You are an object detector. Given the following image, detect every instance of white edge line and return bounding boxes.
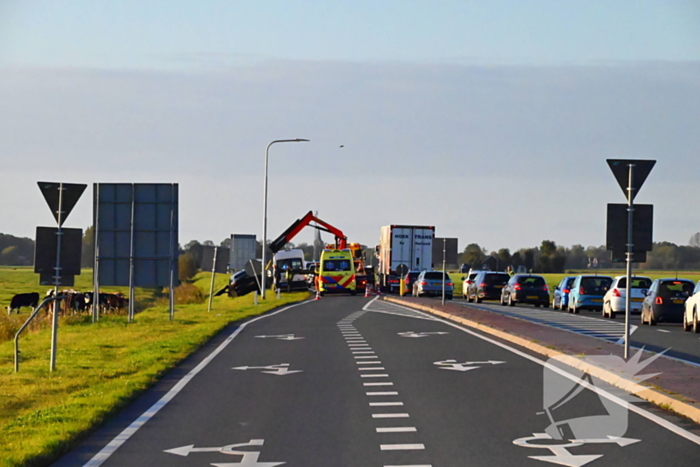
[387,301,700,446]
[82,299,314,467]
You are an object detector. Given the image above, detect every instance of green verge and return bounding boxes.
[0,268,309,467]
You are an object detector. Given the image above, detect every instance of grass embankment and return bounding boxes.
[0,267,309,467]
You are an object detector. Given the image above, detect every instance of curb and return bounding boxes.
[384,296,700,425]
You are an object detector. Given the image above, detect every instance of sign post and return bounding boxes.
[37,181,86,371]
[606,160,655,359]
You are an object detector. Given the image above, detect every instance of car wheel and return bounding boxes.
[602,303,608,318]
[572,301,579,314]
[475,295,482,303]
[508,294,515,307]
[693,310,699,334]
[683,312,691,332]
[544,302,550,308]
[447,295,453,300]
[534,303,540,308]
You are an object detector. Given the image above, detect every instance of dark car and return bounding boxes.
[401,270,422,296]
[466,271,510,303]
[552,276,576,310]
[227,270,262,297]
[501,274,550,307]
[641,278,695,325]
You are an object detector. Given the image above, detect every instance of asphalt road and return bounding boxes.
[54,296,700,467]
[450,296,700,366]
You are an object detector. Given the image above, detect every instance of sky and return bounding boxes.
[1,0,699,253]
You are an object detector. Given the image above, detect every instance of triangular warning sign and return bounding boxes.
[606,159,656,202]
[37,181,87,227]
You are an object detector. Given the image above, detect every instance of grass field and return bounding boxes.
[0,267,309,467]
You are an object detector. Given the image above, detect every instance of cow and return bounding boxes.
[7,292,40,315]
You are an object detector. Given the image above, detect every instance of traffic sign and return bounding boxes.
[396,264,408,276]
[38,182,87,227]
[34,227,83,276]
[606,159,656,202]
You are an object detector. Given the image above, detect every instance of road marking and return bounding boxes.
[359,367,386,371]
[373,413,410,418]
[658,330,671,333]
[433,359,506,372]
[370,402,404,406]
[364,382,394,386]
[398,331,449,338]
[355,355,377,359]
[367,391,399,396]
[376,427,416,433]
[232,363,302,376]
[383,465,432,467]
[82,300,312,467]
[394,302,700,446]
[361,374,389,378]
[353,351,375,354]
[254,334,304,340]
[380,444,425,450]
[348,343,369,347]
[357,361,382,365]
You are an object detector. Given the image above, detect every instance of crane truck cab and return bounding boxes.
[317,249,357,296]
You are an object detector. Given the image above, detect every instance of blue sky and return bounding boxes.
[1,1,699,252]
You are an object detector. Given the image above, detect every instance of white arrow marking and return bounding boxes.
[232,364,303,375]
[165,439,286,466]
[398,331,449,338]
[164,444,221,456]
[529,453,603,467]
[434,359,505,371]
[255,334,304,340]
[573,436,641,447]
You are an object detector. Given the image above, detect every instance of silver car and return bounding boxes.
[602,275,652,318]
[413,270,453,300]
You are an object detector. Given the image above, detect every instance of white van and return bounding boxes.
[272,249,307,292]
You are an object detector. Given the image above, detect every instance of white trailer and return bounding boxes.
[377,225,435,292]
[230,234,257,272]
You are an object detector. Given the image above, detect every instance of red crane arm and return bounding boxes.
[269,211,347,254]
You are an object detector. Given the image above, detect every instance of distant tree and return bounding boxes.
[203,240,215,247]
[461,243,486,268]
[220,237,232,249]
[178,252,198,281]
[523,248,535,272]
[690,232,700,248]
[81,226,95,268]
[511,252,522,269]
[497,248,511,268]
[565,245,587,270]
[0,233,34,266]
[184,240,204,269]
[0,246,19,265]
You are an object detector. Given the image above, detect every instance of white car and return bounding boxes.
[461,270,485,299]
[683,281,700,333]
[602,275,652,319]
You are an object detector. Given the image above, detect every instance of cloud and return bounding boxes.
[1,60,698,248]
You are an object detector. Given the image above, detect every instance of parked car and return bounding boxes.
[641,278,695,325]
[500,274,550,307]
[567,275,613,313]
[683,281,700,333]
[461,270,485,299]
[401,270,422,296]
[601,275,652,318]
[413,270,453,299]
[466,271,510,303]
[552,276,576,310]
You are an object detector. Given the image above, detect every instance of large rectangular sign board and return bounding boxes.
[201,246,230,273]
[606,203,653,263]
[94,183,178,287]
[34,226,83,276]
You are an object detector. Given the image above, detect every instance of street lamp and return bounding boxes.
[261,138,310,299]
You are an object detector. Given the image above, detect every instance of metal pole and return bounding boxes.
[49,183,64,372]
[169,184,176,321]
[128,184,136,323]
[624,164,635,359]
[208,247,217,312]
[93,183,100,323]
[442,238,446,305]
[261,139,310,299]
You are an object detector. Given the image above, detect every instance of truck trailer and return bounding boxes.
[376,225,435,293]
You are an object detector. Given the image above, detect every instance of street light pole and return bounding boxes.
[261,138,310,299]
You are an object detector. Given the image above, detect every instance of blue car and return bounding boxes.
[567,275,613,313]
[552,276,576,310]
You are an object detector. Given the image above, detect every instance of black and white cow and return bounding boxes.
[7,292,40,314]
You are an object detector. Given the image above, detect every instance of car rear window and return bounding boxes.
[658,281,694,297]
[424,272,448,280]
[517,276,545,287]
[484,273,509,285]
[580,277,612,295]
[617,277,652,289]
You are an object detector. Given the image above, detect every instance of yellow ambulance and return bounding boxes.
[317,249,357,296]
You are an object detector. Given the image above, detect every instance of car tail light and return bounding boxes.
[480,282,487,287]
[579,287,585,295]
[655,297,663,305]
[563,288,570,294]
[514,284,522,290]
[446,282,453,287]
[612,289,621,297]
[542,285,548,291]
[420,281,427,286]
